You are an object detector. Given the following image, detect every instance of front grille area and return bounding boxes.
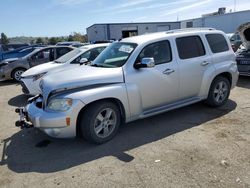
[236,59,250,65]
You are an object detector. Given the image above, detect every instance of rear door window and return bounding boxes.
[176,36,205,59]
[56,47,72,58]
[206,34,229,53]
[32,48,52,60]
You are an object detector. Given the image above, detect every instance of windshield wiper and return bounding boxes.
[90,63,105,67]
[54,60,62,64]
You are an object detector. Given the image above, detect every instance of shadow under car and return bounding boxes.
[0,99,237,173]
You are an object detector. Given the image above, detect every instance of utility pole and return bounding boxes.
[234,0,236,12]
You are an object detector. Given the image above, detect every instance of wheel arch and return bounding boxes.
[76,98,126,137]
[215,72,232,87]
[200,70,233,98]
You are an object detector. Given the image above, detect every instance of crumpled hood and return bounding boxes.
[42,65,124,101]
[22,61,61,77]
[237,22,250,50]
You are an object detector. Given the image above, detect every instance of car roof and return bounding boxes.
[121,28,224,44]
[57,41,82,44]
[45,45,76,49]
[78,43,110,51]
[23,46,76,58]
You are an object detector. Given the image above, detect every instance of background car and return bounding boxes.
[236,22,250,76]
[0,46,74,81]
[21,43,109,95]
[0,45,45,62]
[0,43,29,51]
[56,41,89,48]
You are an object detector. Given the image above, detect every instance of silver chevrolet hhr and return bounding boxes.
[16,28,238,144]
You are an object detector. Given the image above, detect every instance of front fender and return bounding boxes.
[61,83,131,122]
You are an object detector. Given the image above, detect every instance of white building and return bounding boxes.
[87,22,180,42]
[181,9,250,33]
[86,9,250,42]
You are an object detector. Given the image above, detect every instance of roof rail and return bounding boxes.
[166,27,216,34]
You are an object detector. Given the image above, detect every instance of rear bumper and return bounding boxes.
[16,97,85,138]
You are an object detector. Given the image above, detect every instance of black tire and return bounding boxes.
[80,101,121,144]
[205,76,230,107]
[11,68,26,81]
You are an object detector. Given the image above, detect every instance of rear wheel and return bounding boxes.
[80,101,121,144]
[205,76,230,107]
[11,68,26,81]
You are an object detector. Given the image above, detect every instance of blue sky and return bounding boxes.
[1,0,249,37]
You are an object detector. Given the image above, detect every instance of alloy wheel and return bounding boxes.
[14,70,24,81]
[213,81,229,103]
[94,108,117,138]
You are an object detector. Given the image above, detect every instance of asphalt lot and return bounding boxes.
[0,77,250,188]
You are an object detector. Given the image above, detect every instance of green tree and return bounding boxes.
[1,33,9,45]
[49,37,58,45]
[68,32,87,43]
[36,37,44,44]
[68,34,74,42]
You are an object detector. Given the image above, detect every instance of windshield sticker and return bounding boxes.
[119,45,134,53]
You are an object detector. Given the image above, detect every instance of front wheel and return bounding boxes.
[205,76,230,107]
[80,101,121,144]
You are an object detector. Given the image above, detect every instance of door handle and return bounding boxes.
[201,61,210,66]
[163,69,175,75]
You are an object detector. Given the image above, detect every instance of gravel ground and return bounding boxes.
[0,76,250,188]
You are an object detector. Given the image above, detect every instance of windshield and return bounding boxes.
[54,48,82,63]
[91,42,137,68]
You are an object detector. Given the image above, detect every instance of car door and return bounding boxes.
[175,35,212,99]
[127,40,179,111]
[29,48,54,67]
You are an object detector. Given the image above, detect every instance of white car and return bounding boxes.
[20,43,109,95]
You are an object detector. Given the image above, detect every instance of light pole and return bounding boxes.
[234,0,236,12]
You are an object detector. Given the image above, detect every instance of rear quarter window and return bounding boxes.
[206,34,229,53]
[176,36,205,59]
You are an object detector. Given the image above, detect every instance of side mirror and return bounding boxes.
[134,57,155,69]
[79,58,89,65]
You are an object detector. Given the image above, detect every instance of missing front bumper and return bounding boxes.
[15,107,33,129]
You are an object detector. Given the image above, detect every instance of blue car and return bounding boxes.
[0,45,44,62]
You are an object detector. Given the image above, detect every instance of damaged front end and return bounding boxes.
[236,22,250,76]
[237,22,250,51]
[15,95,41,129]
